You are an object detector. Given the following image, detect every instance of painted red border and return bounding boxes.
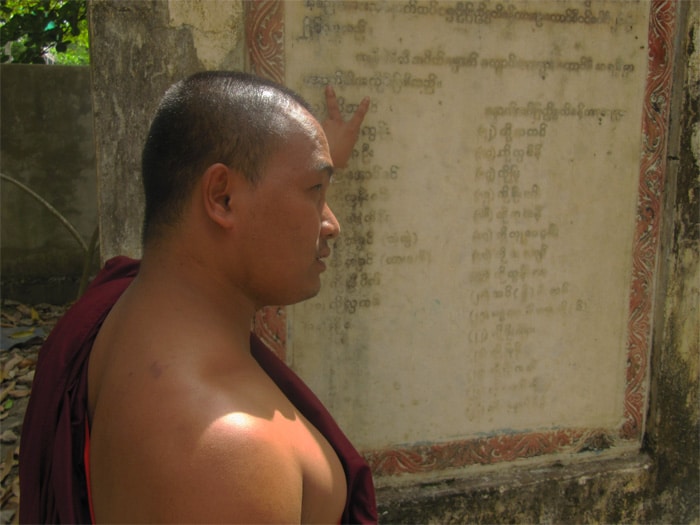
[244,0,677,476]
[246,0,288,360]
[621,0,677,440]
[245,0,285,84]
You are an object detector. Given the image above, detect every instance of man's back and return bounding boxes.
[87,280,347,522]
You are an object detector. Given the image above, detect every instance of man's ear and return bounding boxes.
[201,163,237,228]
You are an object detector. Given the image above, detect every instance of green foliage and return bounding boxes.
[0,0,89,65]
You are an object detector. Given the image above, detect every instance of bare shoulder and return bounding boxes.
[153,411,304,523]
[88,299,304,521]
[91,357,305,522]
[88,289,345,522]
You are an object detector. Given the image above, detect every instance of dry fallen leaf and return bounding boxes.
[18,358,36,368]
[1,356,23,382]
[1,447,14,483]
[11,476,19,498]
[14,304,32,317]
[16,370,34,386]
[8,389,29,399]
[0,430,18,444]
[1,310,20,326]
[0,382,17,404]
[0,486,13,508]
[0,300,67,519]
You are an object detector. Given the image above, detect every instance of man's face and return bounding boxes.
[234,110,340,308]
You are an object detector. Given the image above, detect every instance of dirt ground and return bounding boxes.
[0,300,69,524]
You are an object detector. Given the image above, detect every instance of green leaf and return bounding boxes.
[1,0,88,64]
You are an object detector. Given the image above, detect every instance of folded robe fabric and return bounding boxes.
[19,256,377,524]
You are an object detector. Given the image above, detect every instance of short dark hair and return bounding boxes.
[141,70,315,243]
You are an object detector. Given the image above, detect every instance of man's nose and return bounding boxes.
[322,203,341,239]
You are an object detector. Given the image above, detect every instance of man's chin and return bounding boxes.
[296,285,322,304]
[258,284,322,308]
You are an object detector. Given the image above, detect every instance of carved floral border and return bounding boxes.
[244,0,677,476]
[246,1,287,359]
[620,0,677,440]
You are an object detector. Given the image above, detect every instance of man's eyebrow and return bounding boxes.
[320,164,335,180]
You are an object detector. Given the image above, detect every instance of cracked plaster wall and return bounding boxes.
[89,0,245,260]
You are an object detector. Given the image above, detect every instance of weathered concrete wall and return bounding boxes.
[644,0,700,519]
[89,0,246,260]
[377,453,654,523]
[1,64,98,303]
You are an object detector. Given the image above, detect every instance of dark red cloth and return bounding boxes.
[20,256,138,524]
[20,256,377,524]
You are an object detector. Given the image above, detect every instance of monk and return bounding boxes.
[20,71,376,523]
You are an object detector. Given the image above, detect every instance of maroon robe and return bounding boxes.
[19,256,377,524]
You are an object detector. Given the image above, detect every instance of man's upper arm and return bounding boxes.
[130,415,303,523]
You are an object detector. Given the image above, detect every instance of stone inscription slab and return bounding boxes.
[283,1,652,452]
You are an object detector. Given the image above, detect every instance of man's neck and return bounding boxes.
[135,245,257,352]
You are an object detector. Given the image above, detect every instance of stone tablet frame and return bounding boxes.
[245,0,677,478]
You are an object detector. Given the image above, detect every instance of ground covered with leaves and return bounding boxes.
[0,300,68,524]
